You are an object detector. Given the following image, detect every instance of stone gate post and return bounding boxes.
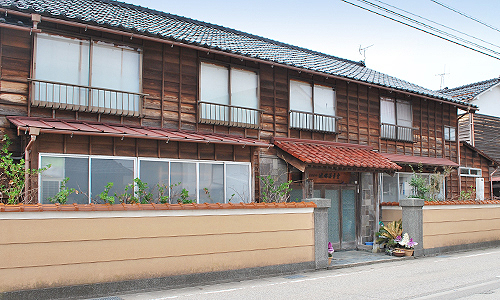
[399,198,424,257]
[303,198,331,269]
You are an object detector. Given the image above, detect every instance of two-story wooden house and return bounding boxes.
[438,78,500,199]
[0,0,476,249]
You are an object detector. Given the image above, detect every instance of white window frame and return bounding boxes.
[459,167,482,177]
[39,153,252,204]
[199,61,260,128]
[38,153,138,204]
[380,97,414,142]
[32,33,143,115]
[380,171,446,202]
[224,161,253,203]
[289,79,338,132]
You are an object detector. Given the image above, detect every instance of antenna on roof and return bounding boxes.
[359,44,374,64]
[436,65,449,89]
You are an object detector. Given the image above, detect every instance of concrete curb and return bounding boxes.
[328,255,414,270]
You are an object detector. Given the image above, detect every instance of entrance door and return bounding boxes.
[340,187,356,249]
[317,185,358,250]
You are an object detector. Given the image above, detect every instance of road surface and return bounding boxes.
[114,247,500,300]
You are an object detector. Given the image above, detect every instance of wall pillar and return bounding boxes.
[304,198,331,269]
[399,198,424,257]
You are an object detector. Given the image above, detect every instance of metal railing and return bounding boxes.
[198,101,262,129]
[29,79,147,117]
[289,110,341,133]
[381,123,416,142]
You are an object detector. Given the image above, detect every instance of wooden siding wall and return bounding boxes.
[0,28,31,155]
[0,25,463,202]
[379,98,458,160]
[0,25,460,157]
[258,68,458,162]
[460,144,492,200]
[458,113,472,144]
[467,114,500,163]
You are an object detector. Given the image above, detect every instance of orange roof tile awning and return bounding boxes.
[7,116,272,148]
[381,153,459,167]
[273,137,401,172]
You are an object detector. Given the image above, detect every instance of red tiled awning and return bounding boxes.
[381,153,459,167]
[273,137,401,171]
[7,116,272,147]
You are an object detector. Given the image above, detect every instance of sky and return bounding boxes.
[126,0,500,91]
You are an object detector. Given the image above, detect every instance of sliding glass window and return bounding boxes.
[39,154,251,204]
[199,62,259,128]
[33,33,142,115]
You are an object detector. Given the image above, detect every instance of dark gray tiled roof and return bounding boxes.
[438,77,500,102]
[1,0,476,108]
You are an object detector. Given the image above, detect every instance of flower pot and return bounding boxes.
[393,248,405,257]
[404,249,414,256]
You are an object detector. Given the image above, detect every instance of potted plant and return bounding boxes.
[328,242,334,265]
[375,220,402,255]
[396,233,418,256]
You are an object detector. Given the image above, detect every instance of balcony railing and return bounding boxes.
[198,101,262,129]
[29,79,147,117]
[381,123,416,142]
[289,110,341,133]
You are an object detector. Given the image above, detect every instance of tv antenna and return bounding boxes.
[436,66,449,89]
[359,44,374,64]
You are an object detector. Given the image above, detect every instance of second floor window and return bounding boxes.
[380,97,413,142]
[32,33,143,116]
[444,126,456,141]
[199,62,260,128]
[460,167,482,177]
[289,80,337,133]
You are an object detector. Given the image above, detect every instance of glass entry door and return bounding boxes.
[316,185,358,250]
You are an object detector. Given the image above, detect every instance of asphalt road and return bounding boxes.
[116,247,500,300]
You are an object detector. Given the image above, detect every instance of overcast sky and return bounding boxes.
[128,0,500,91]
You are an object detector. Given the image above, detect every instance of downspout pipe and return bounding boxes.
[24,127,40,203]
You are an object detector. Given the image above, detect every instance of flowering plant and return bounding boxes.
[328,242,334,257]
[375,220,402,249]
[396,233,418,249]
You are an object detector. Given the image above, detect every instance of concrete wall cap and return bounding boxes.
[399,198,425,207]
[303,198,331,208]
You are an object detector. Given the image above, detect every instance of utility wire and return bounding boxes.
[340,0,500,60]
[354,0,500,57]
[430,0,500,34]
[373,0,500,50]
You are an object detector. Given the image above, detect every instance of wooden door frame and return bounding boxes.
[315,183,360,250]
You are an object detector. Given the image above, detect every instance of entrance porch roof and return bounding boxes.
[273,137,401,172]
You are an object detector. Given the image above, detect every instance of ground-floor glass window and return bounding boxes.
[380,172,445,202]
[39,153,251,204]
